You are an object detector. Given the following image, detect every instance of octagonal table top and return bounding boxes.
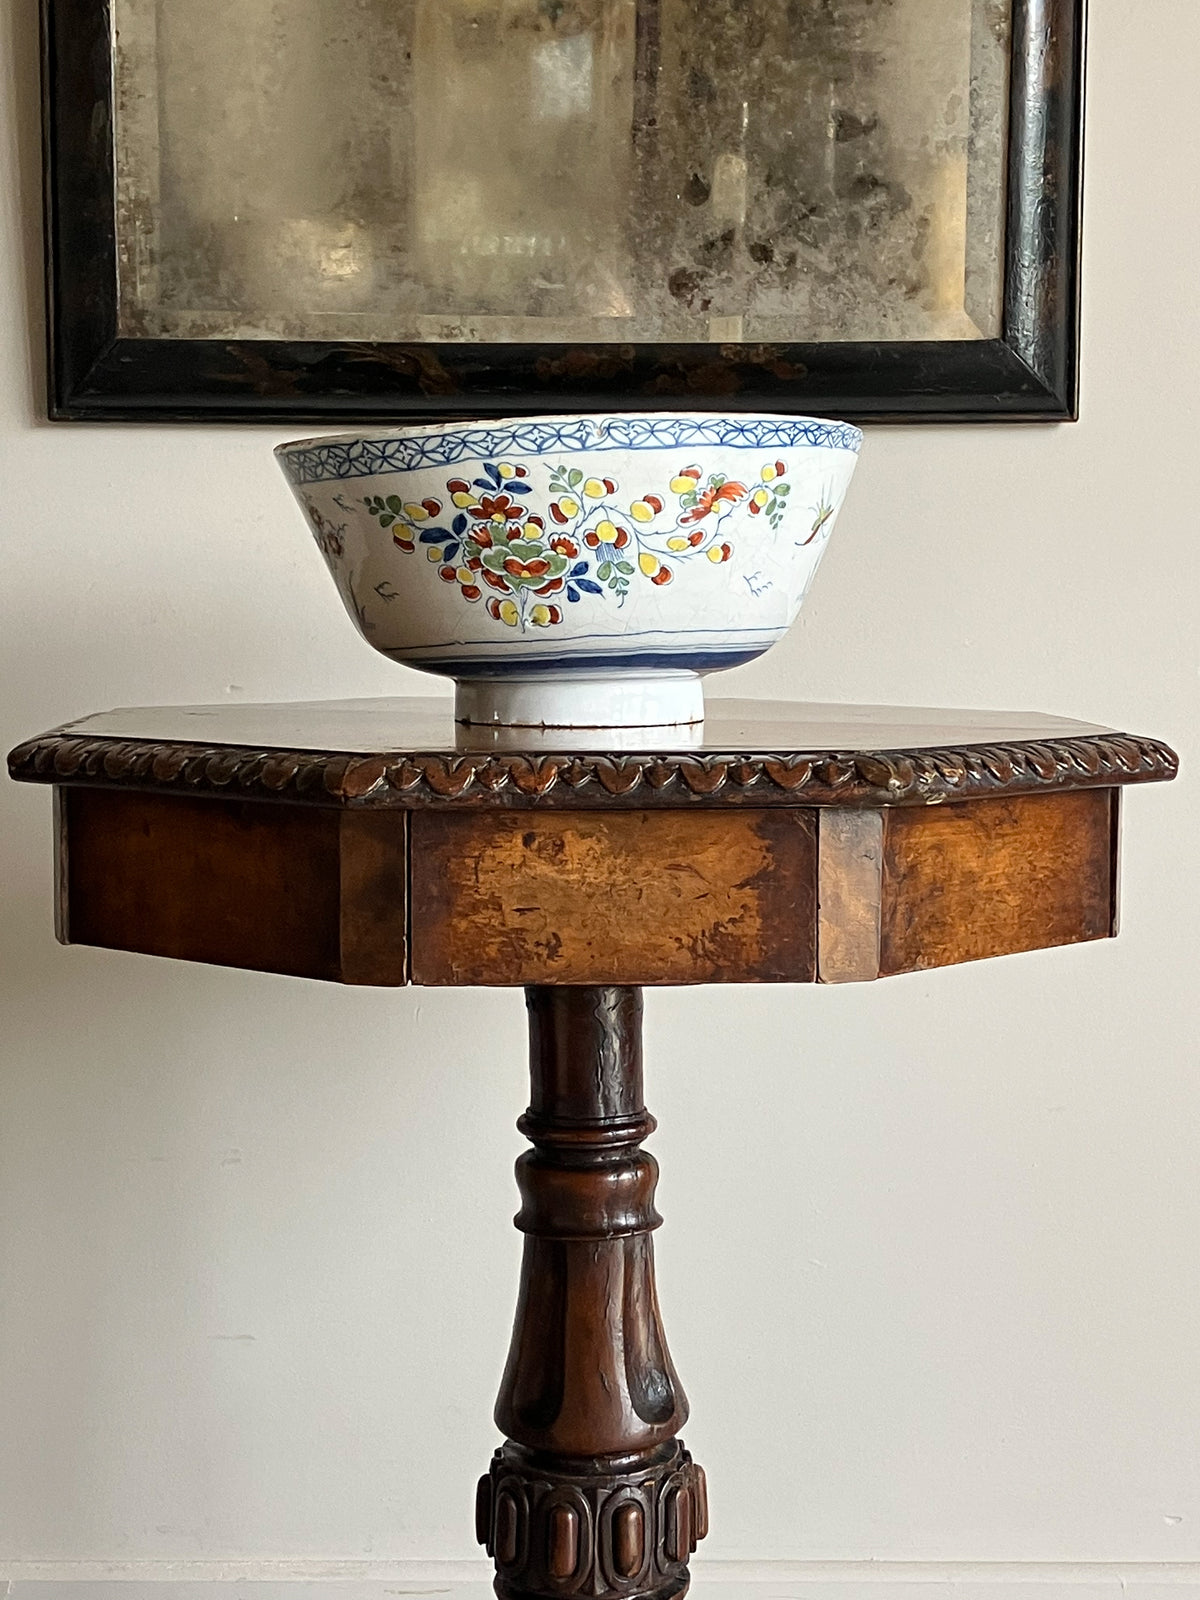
[8,697,1178,812]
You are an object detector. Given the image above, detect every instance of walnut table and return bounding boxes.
[8,698,1178,1600]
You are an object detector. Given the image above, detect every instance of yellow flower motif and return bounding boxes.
[427,547,443,562]
[497,463,517,479]
[761,464,778,483]
[498,599,520,627]
[630,501,657,523]
[752,488,771,508]
[596,520,621,544]
[558,496,581,518]
[638,552,660,577]
[531,604,555,627]
[584,478,608,499]
[404,502,430,520]
[666,536,689,552]
[452,491,476,509]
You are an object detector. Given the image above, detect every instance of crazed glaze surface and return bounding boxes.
[277,414,861,725]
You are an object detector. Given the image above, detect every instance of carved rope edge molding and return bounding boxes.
[6,732,1180,808]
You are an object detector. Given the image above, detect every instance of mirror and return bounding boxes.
[114,0,1012,346]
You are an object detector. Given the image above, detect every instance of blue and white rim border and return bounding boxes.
[279,415,863,487]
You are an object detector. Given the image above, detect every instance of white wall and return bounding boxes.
[2,0,1198,1574]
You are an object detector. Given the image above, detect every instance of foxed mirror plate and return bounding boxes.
[113,0,1012,347]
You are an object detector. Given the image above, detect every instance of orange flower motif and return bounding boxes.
[504,555,551,581]
[472,494,523,523]
[679,480,748,526]
[550,536,578,557]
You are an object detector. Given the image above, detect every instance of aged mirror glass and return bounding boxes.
[113,0,1012,346]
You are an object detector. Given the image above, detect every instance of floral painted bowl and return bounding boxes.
[276,413,861,728]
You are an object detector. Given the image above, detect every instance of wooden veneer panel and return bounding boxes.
[60,787,407,984]
[818,789,1117,981]
[409,808,817,987]
[879,789,1115,974]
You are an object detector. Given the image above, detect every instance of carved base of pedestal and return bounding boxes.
[477,1440,708,1600]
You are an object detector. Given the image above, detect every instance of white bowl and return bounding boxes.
[276,412,861,728]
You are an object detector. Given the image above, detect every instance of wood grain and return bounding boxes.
[337,810,410,986]
[58,786,1122,988]
[818,809,884,983]
[879,789,1115,975]
[409,808,816,986]
[53,786,70,945]
[60,788,407,984]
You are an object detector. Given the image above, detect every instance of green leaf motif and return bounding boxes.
[480,543,570,591]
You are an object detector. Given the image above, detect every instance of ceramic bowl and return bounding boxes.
[276,412,861,728]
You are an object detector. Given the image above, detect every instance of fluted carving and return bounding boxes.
[477,1441,708,1600]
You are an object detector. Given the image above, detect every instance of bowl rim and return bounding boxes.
[274,409,863,458]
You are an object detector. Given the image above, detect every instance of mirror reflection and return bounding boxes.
[114,0,1011,344]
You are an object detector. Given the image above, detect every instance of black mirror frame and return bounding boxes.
[42,0,1085,425]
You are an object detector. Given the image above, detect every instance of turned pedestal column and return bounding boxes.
[477,987,707,1600]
